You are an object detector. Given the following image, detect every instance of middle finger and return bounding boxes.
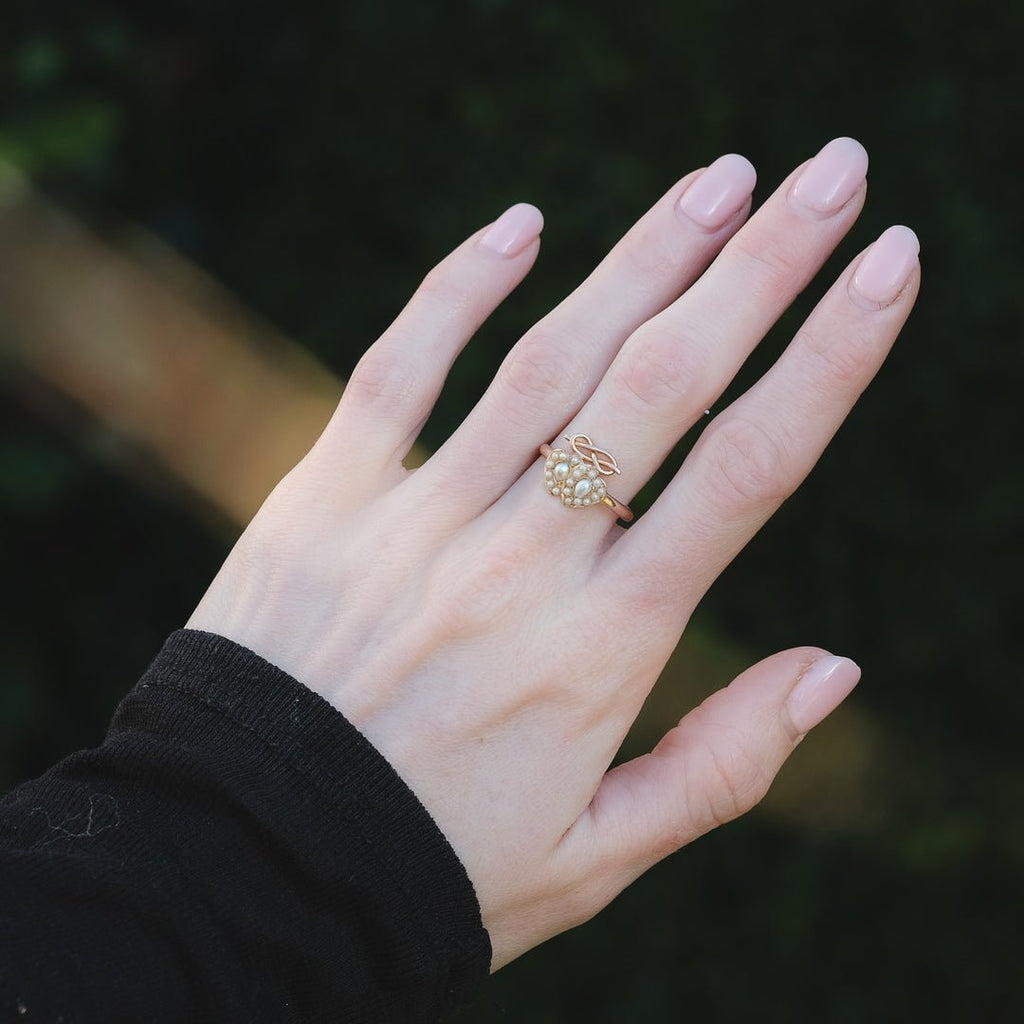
[416,153,759,517]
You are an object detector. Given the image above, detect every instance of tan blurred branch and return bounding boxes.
[0,161,342,526]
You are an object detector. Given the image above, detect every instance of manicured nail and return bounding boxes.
[677,153,757,231]
[788,137,869,219]
[478,202,544,257]
[849,225,920,309]
[785,655,861,735]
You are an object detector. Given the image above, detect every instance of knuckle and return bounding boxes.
[414,262,474,320]
[615,326,703,415]
[704,742,772,824]
[344,345,427,421]
[619,229,687,296]
[429,533,532,638]
[702,414,791,510]
[799,323,876,391]
[499,328,585,407]
[729,234,804,298]
[682,705,773,830]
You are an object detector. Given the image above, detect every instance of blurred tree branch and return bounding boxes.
[0,161,343,527]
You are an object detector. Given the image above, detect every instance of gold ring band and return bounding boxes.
[539,434,634,522]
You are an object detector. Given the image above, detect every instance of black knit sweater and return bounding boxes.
[0,630,490,1022]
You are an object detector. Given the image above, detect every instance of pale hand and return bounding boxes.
[188,137,920,970]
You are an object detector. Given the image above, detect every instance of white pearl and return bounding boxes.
[554,461,570,481]
[574,478,592,498]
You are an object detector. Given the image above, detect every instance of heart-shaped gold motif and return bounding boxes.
[543,448,609,509]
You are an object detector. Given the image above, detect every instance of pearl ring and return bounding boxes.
[539,434,634,522]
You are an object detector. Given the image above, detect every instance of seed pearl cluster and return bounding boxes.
[544,449,608,508]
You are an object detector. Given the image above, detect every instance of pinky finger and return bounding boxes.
[562,647,861,898]
[315,203,544,475]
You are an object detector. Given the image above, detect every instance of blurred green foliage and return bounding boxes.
[2,0,1022,1018]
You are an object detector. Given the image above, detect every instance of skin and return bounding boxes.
[188,138,920,971]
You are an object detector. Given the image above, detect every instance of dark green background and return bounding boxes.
[2,0,1021,1019]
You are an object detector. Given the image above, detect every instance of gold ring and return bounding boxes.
[539,434,634,522]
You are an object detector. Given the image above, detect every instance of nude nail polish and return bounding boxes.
[478,203,544,257]
[850,225,921,309]
[785,655,861,735]
[677,153,757,231]
[789,137,869,219]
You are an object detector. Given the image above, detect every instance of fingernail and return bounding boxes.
[478,202,544,257]
[849,225,920,309]
[677,153,757,231]
[785,655,861,735]
[788,137,869,219]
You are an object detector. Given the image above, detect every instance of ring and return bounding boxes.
[539,434,634,522]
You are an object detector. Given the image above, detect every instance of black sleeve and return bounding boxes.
[0,630,491,1023]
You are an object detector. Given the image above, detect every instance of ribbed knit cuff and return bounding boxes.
[120,628,491,1016]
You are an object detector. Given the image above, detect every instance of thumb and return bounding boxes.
[567,647,861,893]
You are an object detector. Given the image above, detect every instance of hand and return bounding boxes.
[187,137,919,970]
